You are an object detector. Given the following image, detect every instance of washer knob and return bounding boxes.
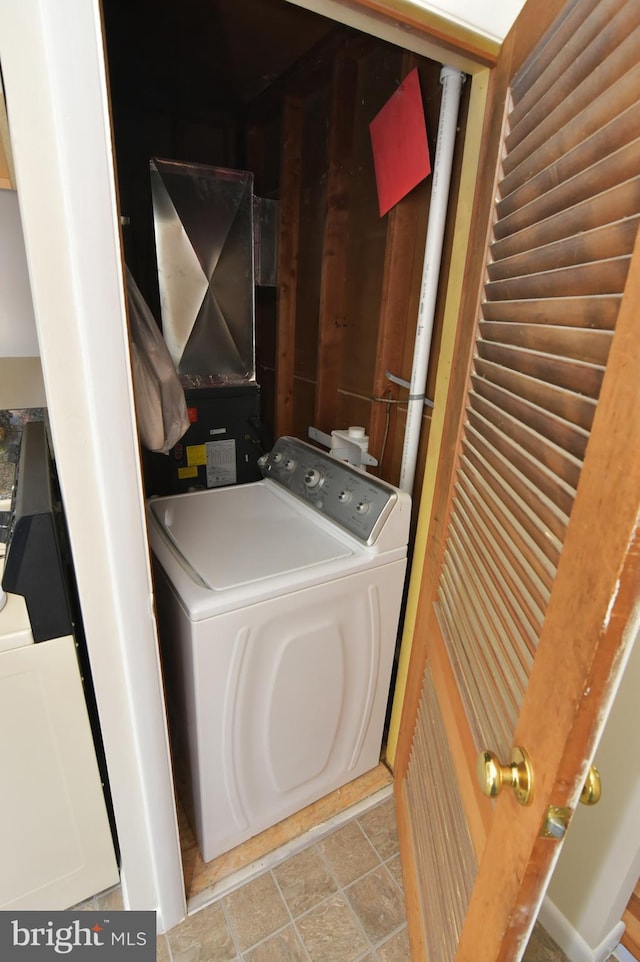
[356,499,371,515]
[284,458,296,472]
[304,468,324,488]
[337,489,352,504]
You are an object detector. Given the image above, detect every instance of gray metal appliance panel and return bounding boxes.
[151,158,255,386]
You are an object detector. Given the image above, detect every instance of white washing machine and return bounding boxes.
[147,436,411,863]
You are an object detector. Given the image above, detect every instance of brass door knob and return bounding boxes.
[580,765,601,805]
[477,747,534,806]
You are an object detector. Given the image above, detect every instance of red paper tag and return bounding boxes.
[369,68,431,217]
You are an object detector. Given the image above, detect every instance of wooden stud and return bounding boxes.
[275,97,303,438]
[369,184,427,475]
[314,53,358,432]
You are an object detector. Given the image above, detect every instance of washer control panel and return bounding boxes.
[258,436,397,544]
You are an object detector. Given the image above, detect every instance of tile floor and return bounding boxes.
[160,795,408,962]
[83,794,596,962]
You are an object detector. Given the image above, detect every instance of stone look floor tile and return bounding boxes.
[156,934,172,962]
[156,798,585,962]
[358,798,399,861]
[318,821,379,888]
[168,900,236,962]
[224,871,289,953]
[243,924,307,961]
[523,923,571,962]
[385,854,405,893]
[344,865,406,944]
[273,845,337,918]
[377,927,412,962]
[295,894,368,962]
[162,798,415,961]
[94,885,124,911]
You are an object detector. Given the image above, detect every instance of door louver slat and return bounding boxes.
[484,257,631,301]
[432,0,638,762]
[506,23,640,169]
[491,179,640,260]
[441,557,524,745]
[469,390,583,490]
[502,69,640,201]
[476,341,604,410]
[473,358,596,430]
[437,529,534,755]
[510,0,631,123]
[488,219,640,283]
[452,477,550,626]
[405,664,477,962]
[459,445,565,561]
[442,540,528,713]
[466,407,578,519]
[470,377,590,460]
[462,433,570,549]
[478,322,612,366]
[436,587,493,749]
[447,513,541,687]
[402,3,640,957]
[481,296,619,329]
[456,465,556,596]
[496,143,640,239]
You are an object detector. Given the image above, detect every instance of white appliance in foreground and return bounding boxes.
[0,421,119,910]
[0,564,119,909]
[147,436,411,863]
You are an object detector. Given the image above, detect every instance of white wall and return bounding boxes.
[0,189,45,409]
[411,0,525,41]
[0,190,38,356]
[285,0,525,51]
[0,358,45,410]
[541,629,640,962]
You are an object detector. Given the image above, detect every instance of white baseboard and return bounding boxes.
[612,945,638,962]
[539,897,625,962]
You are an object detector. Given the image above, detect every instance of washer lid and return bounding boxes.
[149,482,353,591]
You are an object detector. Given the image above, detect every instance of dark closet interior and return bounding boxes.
[102,0,470,505]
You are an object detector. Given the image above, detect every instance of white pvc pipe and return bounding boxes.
[399,66,465,494]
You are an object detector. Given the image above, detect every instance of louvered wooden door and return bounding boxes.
[394,0,640,960]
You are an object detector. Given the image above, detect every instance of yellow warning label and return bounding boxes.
[186,444,207,467]
[178,466,199,479]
